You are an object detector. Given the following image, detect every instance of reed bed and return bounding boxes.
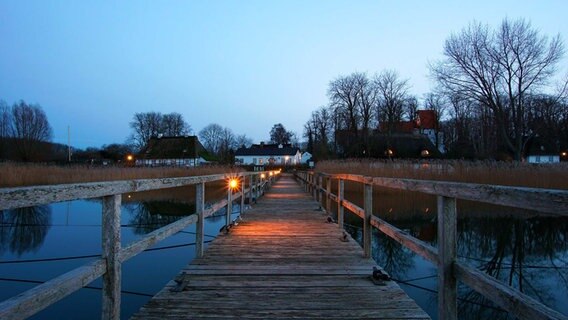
[0,162,241,188]
[316,159,568,190]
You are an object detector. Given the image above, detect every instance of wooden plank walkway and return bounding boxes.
[131,174,430,319]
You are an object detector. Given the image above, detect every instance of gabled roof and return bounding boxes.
[235,144,300,157]
[526,137,560,156]
[139,136,206,159]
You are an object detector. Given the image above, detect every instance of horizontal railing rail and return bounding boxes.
[295,170,568,320]
[0,170,280,320]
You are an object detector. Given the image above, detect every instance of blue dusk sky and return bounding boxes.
[1,1,567,148]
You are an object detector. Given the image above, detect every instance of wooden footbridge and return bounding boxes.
[131,174,429,319]
[1,169,568,320]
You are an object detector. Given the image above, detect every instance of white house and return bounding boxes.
[525,140,561,164]
[235,143,301,166]
[527,154,560,164]
[301,152,312,164]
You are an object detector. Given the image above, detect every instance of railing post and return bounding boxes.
[226,184,233,228]
[326,176,331,214]
[311,174,316,200]
[438,196,457,320]
[317,175,323,209]
[195,182,205,258]
[363,183,372,258]
[240,176,245,215]
[102,194,121,320]
[338,179,344,230]
[248,175,254,205]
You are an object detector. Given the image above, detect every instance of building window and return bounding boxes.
[549,156,554,163]
[259,158,263,165]
[253,158,257,164]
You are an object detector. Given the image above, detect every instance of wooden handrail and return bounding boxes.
[0,172,271,211]
[295,170,568,320]
[0,170,279,320]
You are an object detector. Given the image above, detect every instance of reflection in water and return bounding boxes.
[455,217,568,319]
[344,211,568,319]
[126,201,195,235]
[0,206,52,256]
[125,200,235,235]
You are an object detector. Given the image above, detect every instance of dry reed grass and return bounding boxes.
[316,159,568,190]
[0,162,241,188]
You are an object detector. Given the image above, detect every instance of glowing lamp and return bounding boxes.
[229,179,239,190]
[269,172,273,176]
[421,150,430,157]
[562,152,567,157]
[126,154,134,161]
[261,173,266,179]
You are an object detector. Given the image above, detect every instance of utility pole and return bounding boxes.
[68,125,71,162]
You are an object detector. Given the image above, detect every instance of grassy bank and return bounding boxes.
[0,162,240,188]
[316,159,568,190]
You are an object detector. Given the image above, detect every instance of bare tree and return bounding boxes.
[356,73,377,143]
[219,127,236,163]
[10,101,52,161]
[162,112,191,136]
[431,18,565,160]
[0,101,11,159]
[199,123,224,155]
[374,70,411,134]
[269,123,292,144]
[129,112,163,150]
[303,119,315,154]
[328,73,364,136]
[235,134,253,148]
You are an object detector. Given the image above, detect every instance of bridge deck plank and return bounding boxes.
[131,175,430,319]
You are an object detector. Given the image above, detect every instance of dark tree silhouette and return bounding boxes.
[269,123,292,144]
[10,101,52,161]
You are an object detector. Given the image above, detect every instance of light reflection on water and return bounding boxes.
[1,186,567,319]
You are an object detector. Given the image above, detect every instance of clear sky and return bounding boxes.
[1,1,567,148]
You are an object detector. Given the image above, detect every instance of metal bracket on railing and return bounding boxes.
[171,272,190,292]
[371,267,390,286]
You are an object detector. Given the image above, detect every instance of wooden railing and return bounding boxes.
[295,171,568,320]
[0,170,279,320]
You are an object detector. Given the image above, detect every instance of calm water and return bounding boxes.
[1,186,567,319]
[338,189,568,320]
[0,186,241,319]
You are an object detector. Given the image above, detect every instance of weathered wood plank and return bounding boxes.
[102,194,121,320]
[363,183,372,258]
[319,173,568,215]
[195,182,205,258]
[437,196,457,320]
[370,216,438,263]
[131,174,430,320]
[454,262,568,320]
[338,179,344,229]
[0,259,106,320]
[120,214,198,262]
[0,172,268,211]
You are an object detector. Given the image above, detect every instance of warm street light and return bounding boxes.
[261,173,266,179]
[126,154,134,161]
[229,179,239,190]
